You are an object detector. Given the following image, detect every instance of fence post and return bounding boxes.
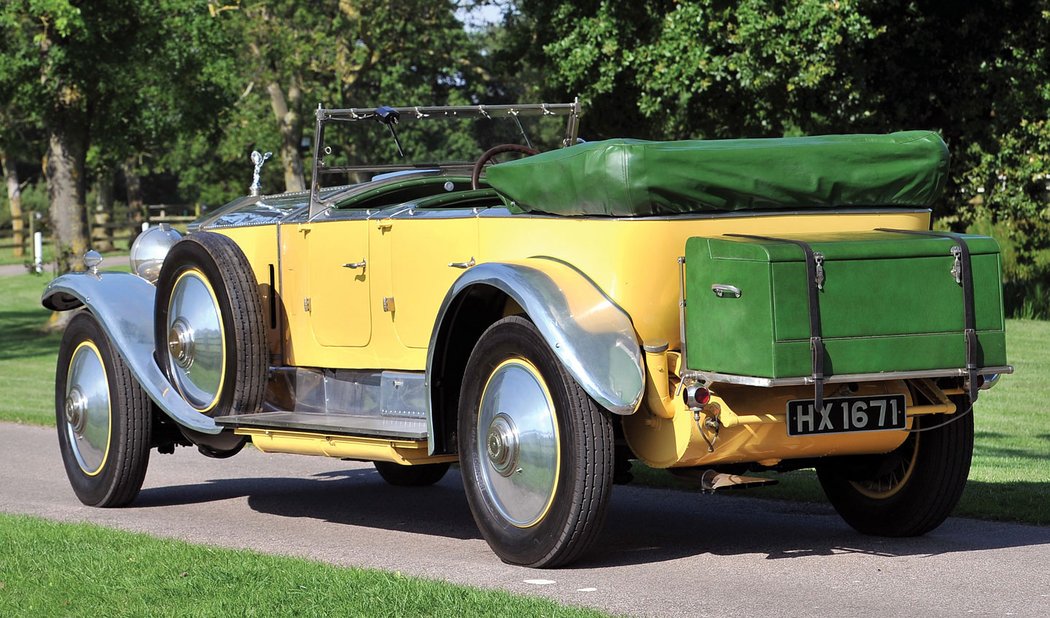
[33,231,43,274]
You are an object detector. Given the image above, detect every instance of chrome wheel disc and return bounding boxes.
[477,359,560,528]
[167,269,225,411]
[65,342,112,475]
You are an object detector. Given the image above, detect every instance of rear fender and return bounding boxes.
[42,272,221,434]
[426,258,645,453]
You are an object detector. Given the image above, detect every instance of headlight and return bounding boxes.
[130,224,182,283]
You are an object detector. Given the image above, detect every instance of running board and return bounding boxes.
[214,411,428,440]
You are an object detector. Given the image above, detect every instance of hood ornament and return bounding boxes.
[249,150,272,197]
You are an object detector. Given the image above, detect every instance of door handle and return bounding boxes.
[711,284,741,298]
[342,259,367,270]
[448,257,476,269]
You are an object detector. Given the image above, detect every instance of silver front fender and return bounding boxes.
[42,272,221,434]
[427,259,645,420]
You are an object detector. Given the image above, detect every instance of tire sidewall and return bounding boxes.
[55,312,132,506]
[458,317,584,566]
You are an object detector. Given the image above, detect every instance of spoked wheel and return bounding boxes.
[458,316,614,568]
[374,461,451,487]
[817,397,974,537]
[470,144,539,189]
[155,232,266,420]
[56,312,151,507]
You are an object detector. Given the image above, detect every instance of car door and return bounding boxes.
[385,206,479,349]
[305,208,372,347]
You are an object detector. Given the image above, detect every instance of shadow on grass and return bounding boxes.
[0,310,61,361]
[131,465,1050,569]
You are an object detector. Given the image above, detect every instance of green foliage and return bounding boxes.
[511,0,1050,276]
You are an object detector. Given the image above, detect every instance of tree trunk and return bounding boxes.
[44,125,88,273]
[1,151,25,258]
[266,76,305,193]
[124,159,145,242]
[92,167,115,252]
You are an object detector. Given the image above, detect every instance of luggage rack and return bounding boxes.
[688,365,1013,389]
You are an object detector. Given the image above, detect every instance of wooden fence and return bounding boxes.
[0,203,202,254]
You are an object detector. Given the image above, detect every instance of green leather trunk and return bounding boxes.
[684,231,1007,378]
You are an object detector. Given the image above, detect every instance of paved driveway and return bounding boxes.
[2,422,1048,617]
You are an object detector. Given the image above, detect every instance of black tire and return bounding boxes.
[56,312,152,507]
[458,316,614,568]
[374,461,451,487]
[154,231,266,422]
[817,398,974,536]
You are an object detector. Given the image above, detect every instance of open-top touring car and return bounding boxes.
[44,101,1010,567]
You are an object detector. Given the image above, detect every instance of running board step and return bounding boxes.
[669,469,779,493]
[214,411,428,440]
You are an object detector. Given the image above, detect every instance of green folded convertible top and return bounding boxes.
[485,131,949,217]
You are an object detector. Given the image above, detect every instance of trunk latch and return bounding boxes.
[950,245,963,285]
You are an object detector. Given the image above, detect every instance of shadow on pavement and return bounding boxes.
[133,466,1050,568]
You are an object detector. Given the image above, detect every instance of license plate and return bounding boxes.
[786,394,907,436]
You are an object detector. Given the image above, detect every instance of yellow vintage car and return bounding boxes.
[44,102,1010,567]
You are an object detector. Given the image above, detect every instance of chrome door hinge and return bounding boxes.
[383,297,395,312]
[303,297,311,312]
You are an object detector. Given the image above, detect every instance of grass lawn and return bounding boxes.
[0,243,130,268]
[1,271,1048,525]
[0,513,606,617]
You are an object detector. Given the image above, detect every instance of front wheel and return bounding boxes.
[817,399,973,537]
[458,316,614,568]
[56,312,152,507]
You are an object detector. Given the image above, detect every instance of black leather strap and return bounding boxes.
[726,234,826,412]
[876,228,980,402]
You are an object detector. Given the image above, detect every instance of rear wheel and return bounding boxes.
[373,461,450,487]
[817,398,973,536]
[458,316,614,567]
[56,312,151,507]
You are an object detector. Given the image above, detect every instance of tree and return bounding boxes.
[500,0,1050,270]
[0,1,239,272]
[223,0,484,194]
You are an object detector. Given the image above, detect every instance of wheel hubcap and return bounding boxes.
[167,318,195,369]
[477,359,560,528]
[486,414,519,477]
[65,342,112,476]
[166,269,225,411]
[65,387,88,433]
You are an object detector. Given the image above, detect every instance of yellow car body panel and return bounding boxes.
[215,207,930,468]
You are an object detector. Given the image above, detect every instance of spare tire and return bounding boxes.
[154,231,267,419]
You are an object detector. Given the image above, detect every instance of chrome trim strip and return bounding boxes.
[426,259,645,449]
[42,272,221,434]
[691,366,1014,388]
[477,206,932,222]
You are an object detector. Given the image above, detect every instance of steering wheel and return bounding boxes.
[471,144,540,190]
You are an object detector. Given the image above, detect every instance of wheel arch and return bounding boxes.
[425,259,645,455]
[42,272,222,435]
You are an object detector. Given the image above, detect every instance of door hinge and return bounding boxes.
[383,297,395,312]
[303,297,312,312]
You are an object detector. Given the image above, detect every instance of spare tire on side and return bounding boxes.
[154,231,267,421]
